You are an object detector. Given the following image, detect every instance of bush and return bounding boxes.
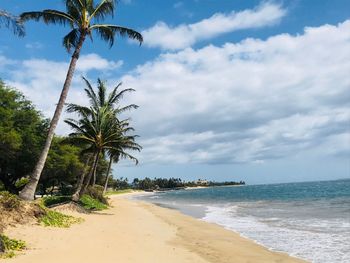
[0,191,21,211]
[42,196,71,207]
[84,185,108,205]
[79,195,108,211]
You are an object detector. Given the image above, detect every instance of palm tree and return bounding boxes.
[65,106,118,192]
[103,122,141,194]
[19,0,143,200]
[0,9,25,36]
[66,77,140,200]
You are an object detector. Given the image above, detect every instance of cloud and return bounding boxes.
[142,2,286,50]
[1,21,349,166]
[120,20,350,164]
[25,42,44,49]
[76,53,123,72]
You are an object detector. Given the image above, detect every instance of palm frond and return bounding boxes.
[20,10,75,27]
[90,24,143,47]
[0,10,25,36]
[90,0,115,22]
[63,28,80,52]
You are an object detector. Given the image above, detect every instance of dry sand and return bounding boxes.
[3,193,307,263]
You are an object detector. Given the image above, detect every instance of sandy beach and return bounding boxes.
[3,193,307,263]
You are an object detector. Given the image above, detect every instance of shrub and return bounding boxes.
[0,235,26,251]
[0,191,21,210]
[79,194,108,211]
[84,185,108,205]
[0,235,26,259]
[42,196,71,207]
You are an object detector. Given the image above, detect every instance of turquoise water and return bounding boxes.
[138,179,350,263]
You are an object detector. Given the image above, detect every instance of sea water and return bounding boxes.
[136,179,350,263]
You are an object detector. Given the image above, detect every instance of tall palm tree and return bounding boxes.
[103,123,141,194]
[19,0,143,200]
[0,9,25,36]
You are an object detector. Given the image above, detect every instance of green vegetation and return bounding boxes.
[130,177,245,191]
[0,235,26,258]
[39,209,83,228]
[79,195,108,211]
[0,82,48,194]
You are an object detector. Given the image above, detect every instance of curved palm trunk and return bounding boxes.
[72,154,92,202]
[80,149,100,196]
[19,33,87,201]
[103,156,114,194]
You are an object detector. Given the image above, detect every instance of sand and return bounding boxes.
[3,193,308,263]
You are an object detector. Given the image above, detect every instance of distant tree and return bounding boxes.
[19,0,143,201]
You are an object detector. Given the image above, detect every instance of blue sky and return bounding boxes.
[1,0,349,184]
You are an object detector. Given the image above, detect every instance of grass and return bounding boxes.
[105,189,134,196]
[0,235,26,259]
[79,194,108,211]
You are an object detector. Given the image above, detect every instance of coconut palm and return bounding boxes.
[66,77,140,200]
[103,123,141,194]
[0,9,25,36]
[19,0,143,200]
[65,106,121,194]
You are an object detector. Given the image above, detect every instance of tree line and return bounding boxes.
[107,177,245,191]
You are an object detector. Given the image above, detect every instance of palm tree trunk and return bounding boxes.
[80,149,100,195]
[19,33,87,201]
[103,156,113,194]
[72,154,92,202]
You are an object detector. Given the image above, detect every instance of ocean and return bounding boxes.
[136,179,350,263]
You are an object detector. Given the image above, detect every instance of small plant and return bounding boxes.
[0,235,26,259]
[39,209,83,228]
[79,194,108,211]
[0,191,21,210]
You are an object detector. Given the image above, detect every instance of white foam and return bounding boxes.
[202,205,350,263]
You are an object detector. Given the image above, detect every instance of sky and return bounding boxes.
[0,0,349,184]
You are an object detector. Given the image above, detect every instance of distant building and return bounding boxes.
[196,179,209,186]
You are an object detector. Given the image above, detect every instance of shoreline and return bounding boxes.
[3,193,307,263]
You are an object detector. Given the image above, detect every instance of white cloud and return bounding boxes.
[1,21,349,166]
[76,53,123,72]
[25,42,44,49]
[120,20,350,164]
[142,2,286,50]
